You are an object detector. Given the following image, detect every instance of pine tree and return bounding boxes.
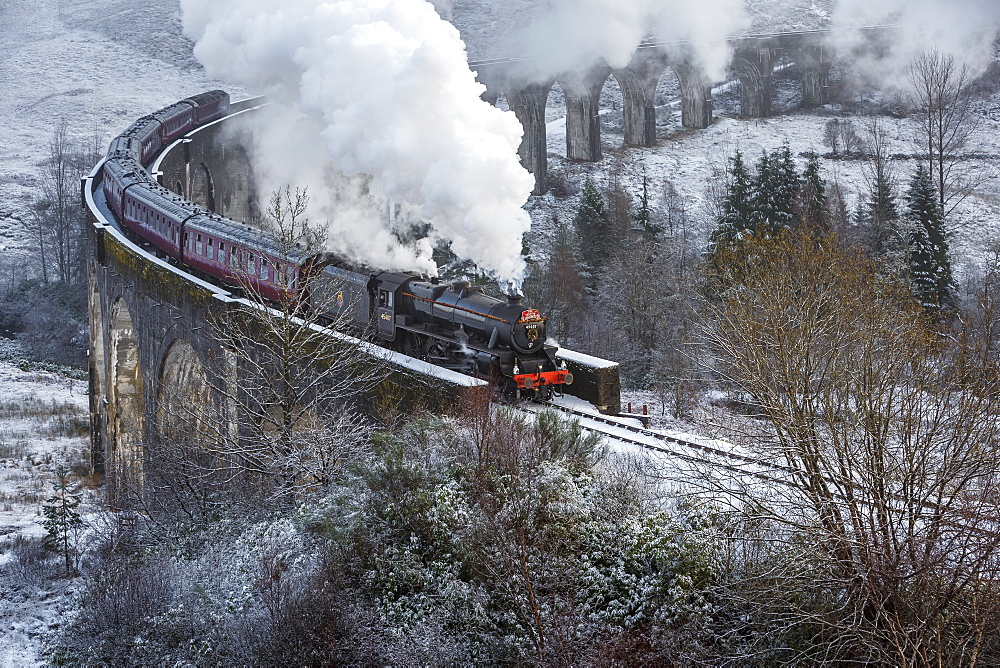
[797,154,828,231]
[863,173,899,256]
[540,217,588,340]
[573,178,613,281]
[42,468,84,575]
[859,117,900,258]
[710,150,754,247]
[520,231,532,264]
[633,165,661,241]
[752,144,799,235]
[905,163,952,310]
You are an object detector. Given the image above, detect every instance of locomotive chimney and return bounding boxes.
[506,294,523,305]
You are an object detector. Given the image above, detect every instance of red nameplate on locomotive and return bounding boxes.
[520,309,542,323]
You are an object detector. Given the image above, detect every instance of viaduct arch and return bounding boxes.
[473,28,888,194]
[85,99,500,503]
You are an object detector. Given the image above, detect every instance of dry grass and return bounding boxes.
[0,393,91,509]
[0,435,29,460]
[0,396,83,420]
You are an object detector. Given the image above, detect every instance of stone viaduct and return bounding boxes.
[85,99,621,502]
[473,27,890,194]
[84,99,492,502]
[84,27,897,499]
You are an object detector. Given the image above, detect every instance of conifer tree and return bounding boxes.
[42,468,84,575]
[573,178,613,279]
[538,217,588,340]
[905,163,952,310]
[633,165,661,241]
[862,173,899,256]
[752,144,799,235]
[797,154,828,230]
[710,150,754,248]
[859,116,901,258]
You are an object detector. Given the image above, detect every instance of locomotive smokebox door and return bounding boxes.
[377,288,395,340]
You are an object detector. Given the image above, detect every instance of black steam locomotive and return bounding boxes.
[307,255,572,396]
[101,91,572,398]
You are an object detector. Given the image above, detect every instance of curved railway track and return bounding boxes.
[519,400,797,488]
[523,401,999,535]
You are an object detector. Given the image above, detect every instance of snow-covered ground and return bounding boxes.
[0,0,245,259]
[0,360,91,668]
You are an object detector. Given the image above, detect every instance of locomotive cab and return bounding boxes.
[371,272,411,342]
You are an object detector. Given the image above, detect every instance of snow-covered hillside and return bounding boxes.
[3,0,998,279]
[0,357,91,667]
[0,0,245,259]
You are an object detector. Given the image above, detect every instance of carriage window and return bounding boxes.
[260,260,269,280]
[207,237,214,259]
[218,242,225,264]
[196,234,203,255]
[183,232,189,250]
[247,253,255,274]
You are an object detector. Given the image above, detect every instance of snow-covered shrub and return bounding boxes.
[319,407,728,664]
[0,534,52,588]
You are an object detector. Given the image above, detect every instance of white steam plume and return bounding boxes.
[508,0,750,81]
[832,0,1000,85]
[181,0,534,284]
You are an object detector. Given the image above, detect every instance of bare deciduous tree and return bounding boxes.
[25,120,100,285]
[823,118,863,157]
[701,229,1000,664]
[909,49,985,215]
[150,188,383,517]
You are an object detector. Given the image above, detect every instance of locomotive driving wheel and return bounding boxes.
[397,331,424,360]
[424,339,451,365]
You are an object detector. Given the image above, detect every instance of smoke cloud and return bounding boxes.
[180,0,534,284]
[507,0,750,81]
[832,0,1000,85]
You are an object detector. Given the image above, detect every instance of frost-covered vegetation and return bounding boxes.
[47,408,731,665]
[0,364,92,666]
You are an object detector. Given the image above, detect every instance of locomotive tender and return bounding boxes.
[101,91,573,398]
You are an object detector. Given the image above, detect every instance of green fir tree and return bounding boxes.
[797,154,828,230]
[538,217,588,340]
[708,150,754,253]
[860,163,899,257]
[905,163,952,311]
[573,178,613,280]
[42,468,84,575]
[751,144,800,235]
[633,165,661,241]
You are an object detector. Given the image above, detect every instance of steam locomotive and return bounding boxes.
[101,91,572,398]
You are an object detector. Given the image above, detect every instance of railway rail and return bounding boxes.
[523,400,1000,536]
[519,400,797,488]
